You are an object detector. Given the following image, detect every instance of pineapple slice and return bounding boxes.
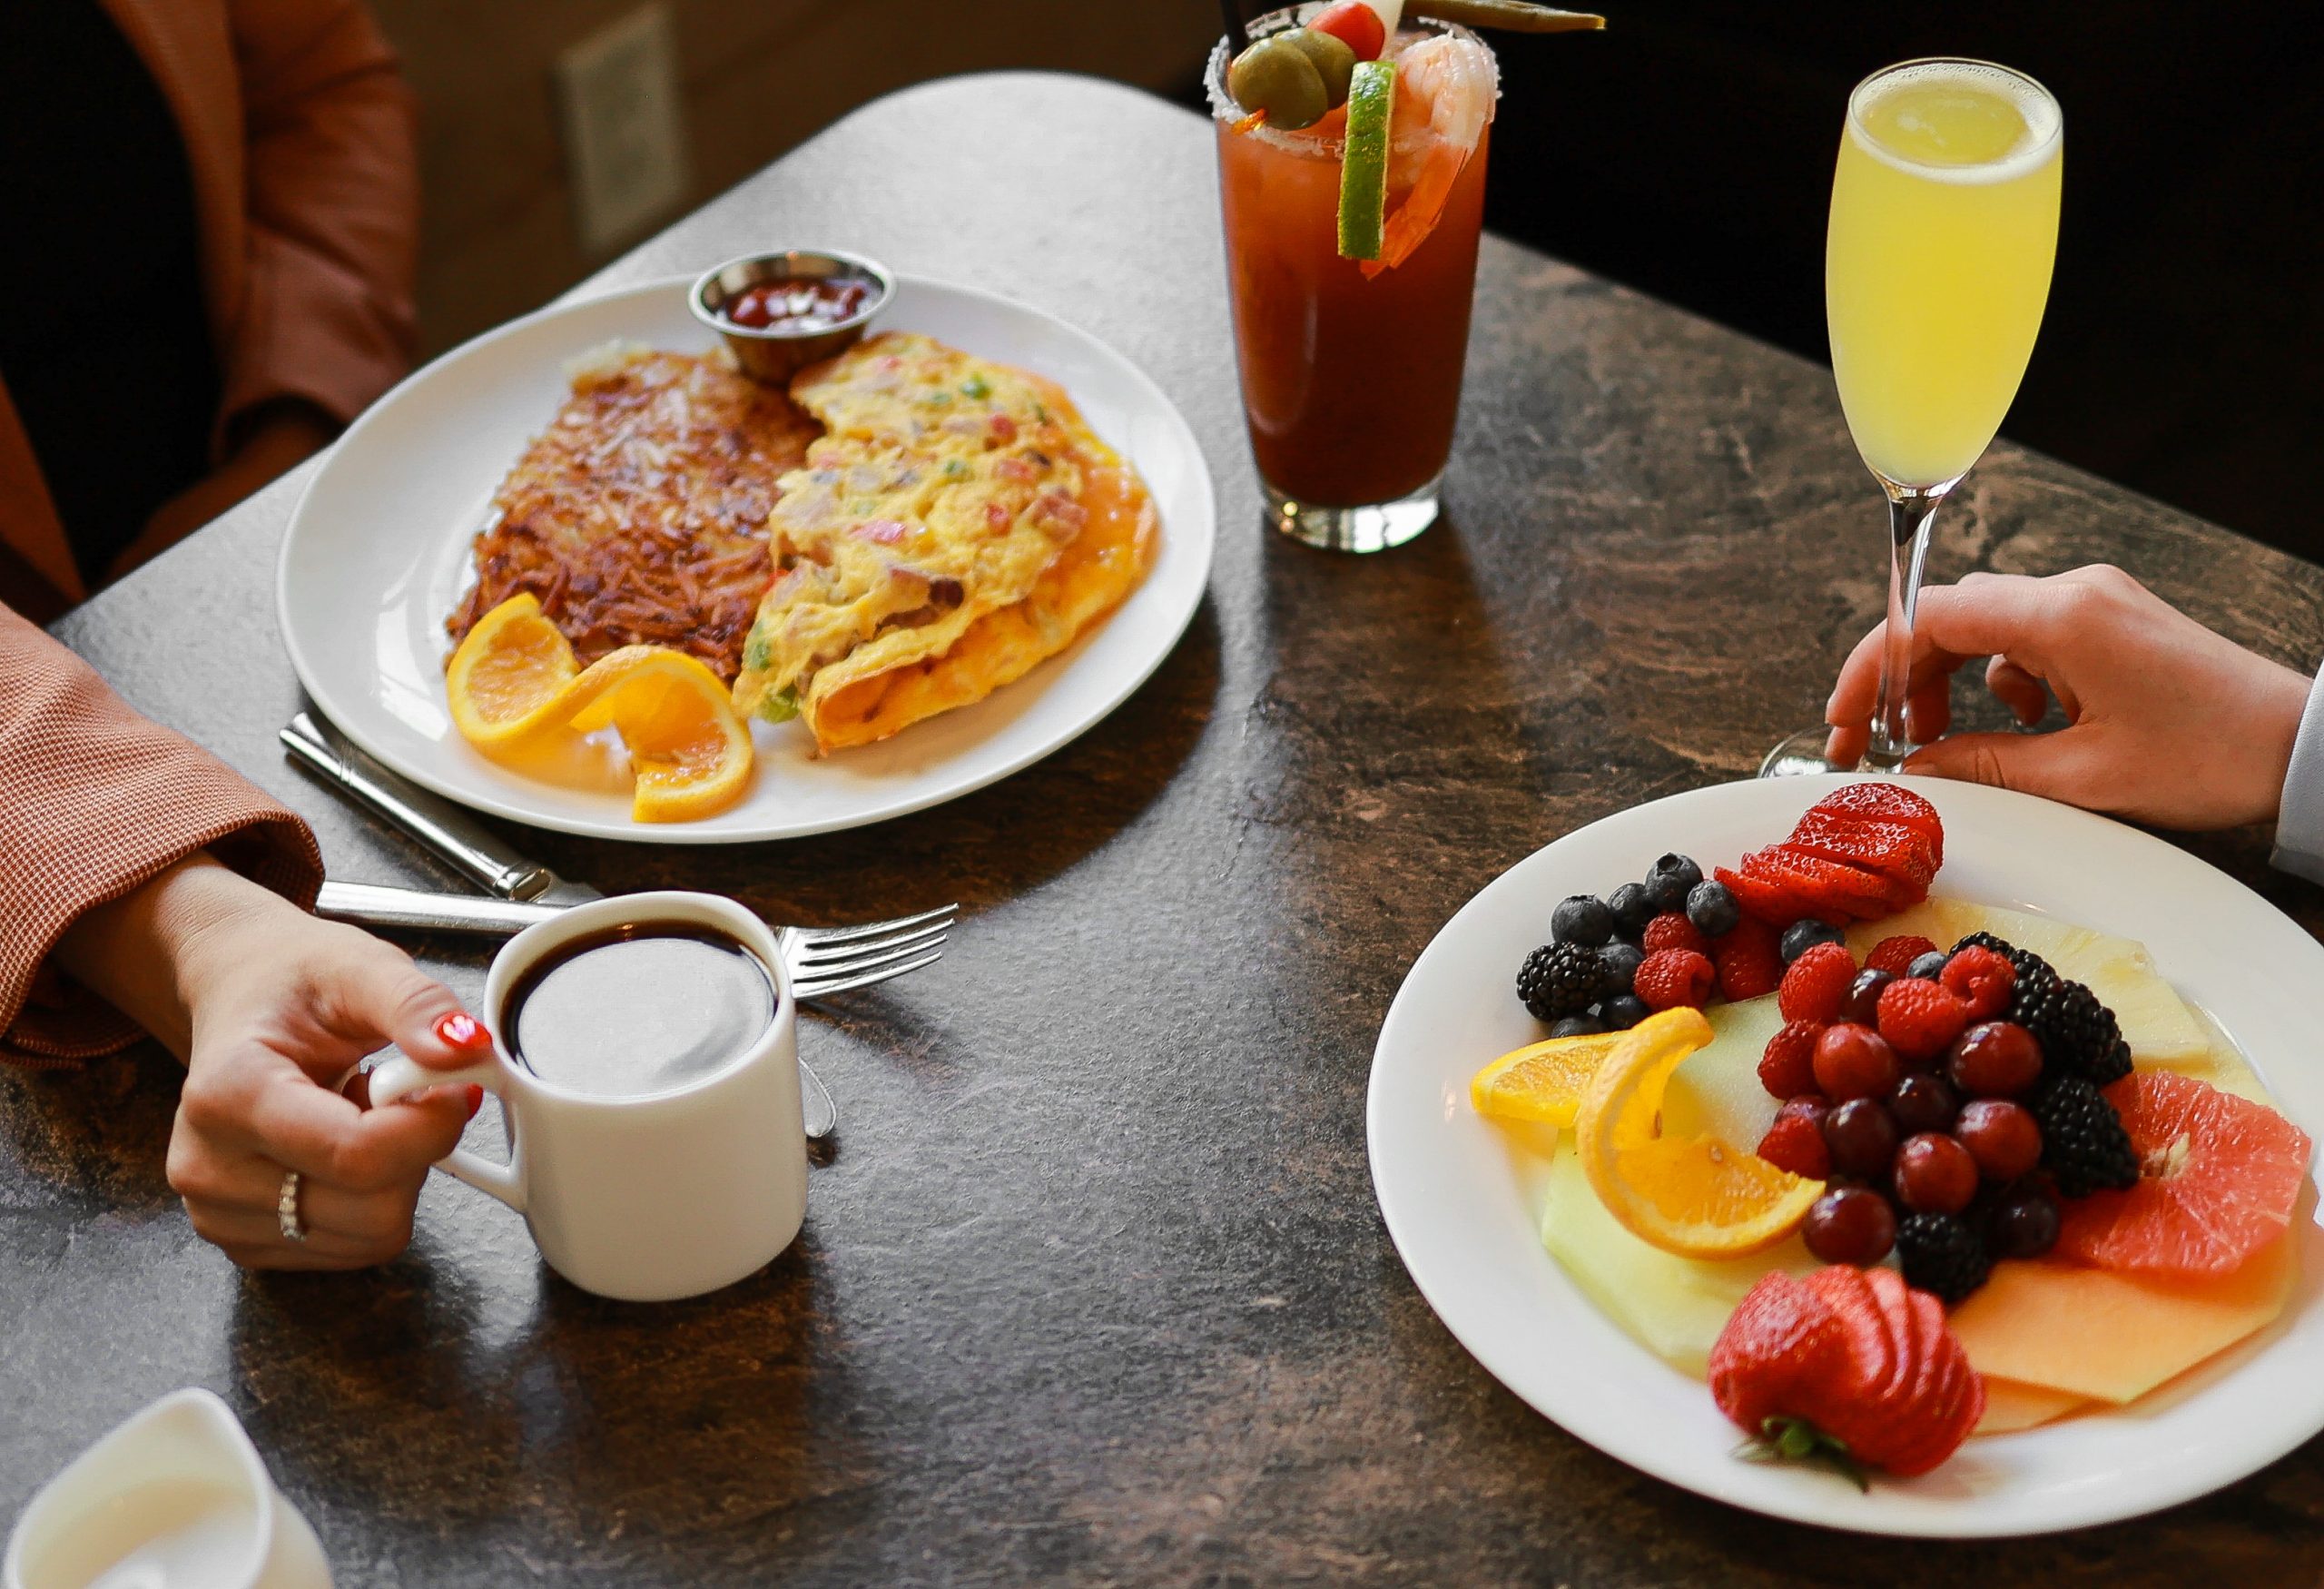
[1846,899,2209,1064]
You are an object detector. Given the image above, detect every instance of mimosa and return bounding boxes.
[1827,61,2063,488]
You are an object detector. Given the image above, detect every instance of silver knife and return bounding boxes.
[280,713,838,1141]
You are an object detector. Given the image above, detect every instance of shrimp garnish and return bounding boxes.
[1364,34,1497,278]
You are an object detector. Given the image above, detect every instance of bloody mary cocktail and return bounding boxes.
[1210,12,1495,552]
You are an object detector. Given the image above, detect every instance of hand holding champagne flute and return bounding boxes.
[1766,58,2063,775]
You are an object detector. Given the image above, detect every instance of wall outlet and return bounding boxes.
[556,5,691,254]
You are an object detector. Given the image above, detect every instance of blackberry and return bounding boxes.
[1896,1212,1992,1303]
[1951,932,2054,989]
[1516,943,1614,1022]
[2031,1077,2139,1198]
[2011,977,2131,1086]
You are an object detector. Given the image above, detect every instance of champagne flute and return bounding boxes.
[1763,58,2062,776]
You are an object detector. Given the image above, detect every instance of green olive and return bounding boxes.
[1226,36,1328,131]
[1276,27,1357,111]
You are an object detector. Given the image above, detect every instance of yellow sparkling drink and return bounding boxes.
[1826,60,2062,487]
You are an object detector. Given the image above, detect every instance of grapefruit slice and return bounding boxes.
[2055,1071,2312,1278]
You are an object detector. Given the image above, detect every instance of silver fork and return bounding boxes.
[310,883,955,1002]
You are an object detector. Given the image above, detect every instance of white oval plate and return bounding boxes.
[1369,773,2324,1536]
[278,275,1216,844]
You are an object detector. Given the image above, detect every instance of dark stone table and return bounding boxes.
[15,73,2324,1586]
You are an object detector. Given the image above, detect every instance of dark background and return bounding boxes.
[1180,3,2324,563]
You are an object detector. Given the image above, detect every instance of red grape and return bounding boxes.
[1990,1187,2062,1259]
[1821,1097,1901,1179]
[1843,968,1896,1026]
[1955,1098,2042,1181]
[1804,1185,1897,1265]
[1945,1021,2043,1098]
[1777,1093,1831,1130]
[1894,1132,1978,1215]
[1890,1071,1960,1135]
[1813,1023,1902,1101]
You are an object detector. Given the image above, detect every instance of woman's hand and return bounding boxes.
[55,856,487,1269]
[1824,564,2312,830]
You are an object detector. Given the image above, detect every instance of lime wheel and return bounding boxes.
[2054,1071,2312,1278]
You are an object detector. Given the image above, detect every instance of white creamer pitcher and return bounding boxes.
[4,1389,330,1589]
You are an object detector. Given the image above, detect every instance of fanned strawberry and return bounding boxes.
[1886,1335,1984,1477]
[1714,864,1817,929]
[1809,782,1945,855]
[1861,1267,1919,1418]
[1742,848,1896,923]
[1709,1272,1848,1434]
[1787,811,1940,891]
[1800,1266,1894,1406]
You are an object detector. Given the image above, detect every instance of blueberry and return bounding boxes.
[1551,1014,1605,1039]
[1604,882,1657,936]
[1644,854,1702,913]
[1551,893,1616,948]
[1600,994,1649,1031]
[1780,918,1847,964]
[1599,942,1643,997]
[1685,879,1740,939]
[1907,950,1951,981]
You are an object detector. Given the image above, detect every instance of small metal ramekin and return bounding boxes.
[689,249,895,383]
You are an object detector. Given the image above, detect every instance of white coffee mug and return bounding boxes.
[368,891,807,1302]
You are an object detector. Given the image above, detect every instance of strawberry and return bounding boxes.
[1635,947,1715,1011]
[1714,915,1784,1001]
[1940,944,2015,1021]
[1758,1019,1824,1098]
[1709,1272,1848,1434]
[1802,1265,1894,1406]
[1807,782,1945,856]
[1741,849,1896,923]
[1876,977,1971,1062]
[1778,943,1857,1024]
[1787,811,1941,892]
[1714,864,1815,929]
[1642,912,1708,956]
[1756,1113,1832,1179]
[1866,934,1941,976]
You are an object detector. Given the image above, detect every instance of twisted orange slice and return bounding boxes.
[446,594,753,823]
[1574,1007,1823,1258]
[1471,1030,1628,1128]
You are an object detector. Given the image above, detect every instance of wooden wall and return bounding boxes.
[371,0,1218,354]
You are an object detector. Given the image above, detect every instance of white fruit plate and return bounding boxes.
[1367,773,2324,1536]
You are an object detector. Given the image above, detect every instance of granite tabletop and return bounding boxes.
[15,71,2324,1587]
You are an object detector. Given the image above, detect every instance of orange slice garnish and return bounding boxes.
[1470,1031,1628,1129]
[1573,1007,1823,1258]
[446,595,753,823]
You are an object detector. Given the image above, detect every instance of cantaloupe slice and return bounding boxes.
[1846,899,2209,1064]
[1541,1143,1820,1377]
[1973,1377,2090,1435]
[1946,1232,2297,1404]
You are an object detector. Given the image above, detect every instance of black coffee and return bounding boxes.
[504,923,773,1098]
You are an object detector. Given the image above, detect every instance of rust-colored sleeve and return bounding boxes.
[0,604,321,1063]
[217,0,419,436]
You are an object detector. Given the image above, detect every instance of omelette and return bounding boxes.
[447,344,816,680]
[731,331,1159,752]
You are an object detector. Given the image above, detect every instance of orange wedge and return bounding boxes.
[445,592,579,749]
[446,595,753,823]
[1573,1007,1823,1259]
[1471,1031,1627,1128]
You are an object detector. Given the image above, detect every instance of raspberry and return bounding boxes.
[1642,912,1708,956]
[1714,916,1784,1002]
[1757,1113,1833,1179]
[1778,943,1856,1024]
[1758,1020,1825,1099]
[1635,948,1715,1011]
[1866,934,1940,976]
[1940,945,2016,1021]
[1875,977,1972,1062]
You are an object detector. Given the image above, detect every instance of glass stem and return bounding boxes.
[1865,481,1948,772]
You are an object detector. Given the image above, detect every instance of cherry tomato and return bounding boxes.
[1309,0,1386,63]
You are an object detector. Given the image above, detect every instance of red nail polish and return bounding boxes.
[435,1012,490,1051]
[464,1083,485,1120]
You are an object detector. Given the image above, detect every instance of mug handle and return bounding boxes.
[366,1055,527,1211]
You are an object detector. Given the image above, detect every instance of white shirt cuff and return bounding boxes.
[2272,668,2324,883]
